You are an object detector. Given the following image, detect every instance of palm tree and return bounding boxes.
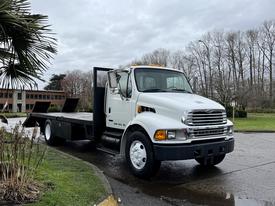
[0,0,57,89]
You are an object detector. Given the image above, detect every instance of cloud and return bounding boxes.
[30,0,275,88]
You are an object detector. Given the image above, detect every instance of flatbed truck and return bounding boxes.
[24,66,234,178]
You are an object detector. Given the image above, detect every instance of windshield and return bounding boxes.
[134,68,193,93]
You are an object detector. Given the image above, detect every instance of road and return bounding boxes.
[2,118,275,206]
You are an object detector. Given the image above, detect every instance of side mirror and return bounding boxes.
[112,88,119,94]
[107,71,118,88]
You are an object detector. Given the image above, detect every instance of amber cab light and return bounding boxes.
[154,130,167,140]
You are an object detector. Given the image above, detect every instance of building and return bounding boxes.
[0,88,66,113]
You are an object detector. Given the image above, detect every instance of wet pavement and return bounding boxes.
[2,118,275,206]
[57,133,275,206]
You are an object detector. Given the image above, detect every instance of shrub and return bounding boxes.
[0,124,47,204]
[225,106,247,118]
[236,110,247,118]
[48,105,61,112]
[225,105,233,118]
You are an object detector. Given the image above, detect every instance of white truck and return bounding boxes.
[24,66,234,178]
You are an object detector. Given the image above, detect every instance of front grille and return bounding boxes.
[188,127,227,138]
[185,110,227,126]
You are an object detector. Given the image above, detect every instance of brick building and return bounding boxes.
[0,88,66,113]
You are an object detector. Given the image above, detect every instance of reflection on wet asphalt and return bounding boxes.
[56,133,275,206]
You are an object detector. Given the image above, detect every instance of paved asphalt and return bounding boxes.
[2,118,275,206]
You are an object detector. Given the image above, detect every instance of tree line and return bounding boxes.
[46,20,275,111]
[130,20,275,110]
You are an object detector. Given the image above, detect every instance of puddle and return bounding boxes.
[141,186,275,206]
[159,195,274,206]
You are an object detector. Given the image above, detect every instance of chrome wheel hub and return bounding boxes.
[130,140,147,170]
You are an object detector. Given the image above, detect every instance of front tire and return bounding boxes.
[125,131,160,179]
[195,154,225,167]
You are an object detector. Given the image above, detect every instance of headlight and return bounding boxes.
[167,131,176,139]
[154,129,187,141]
[227,126,233,135]
[181,116,186,123]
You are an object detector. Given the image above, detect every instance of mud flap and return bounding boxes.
[23,115,38,127]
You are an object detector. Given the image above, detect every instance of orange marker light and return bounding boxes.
[137,105,142,113]
[154,130,167,141]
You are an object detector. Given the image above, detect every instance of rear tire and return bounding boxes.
[44,120,64,146]
[125,131,161,179]
[195,154,225,167]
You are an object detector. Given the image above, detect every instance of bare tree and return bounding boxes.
[62,70,93,111]
[129,19,275,109]
[170,50,196,80]
[132,48,170,66]
[258,20,275,106]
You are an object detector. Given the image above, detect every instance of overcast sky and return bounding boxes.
[30,0,275,88]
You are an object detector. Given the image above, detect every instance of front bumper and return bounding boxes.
[153,138,234,161]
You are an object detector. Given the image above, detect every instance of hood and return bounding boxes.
[137,92,225,121]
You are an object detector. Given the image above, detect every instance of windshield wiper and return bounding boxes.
[142,88,167,92]
[167,88,192,93]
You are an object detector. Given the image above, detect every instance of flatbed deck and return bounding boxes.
[23,67,112,140]
[29,112,93,125]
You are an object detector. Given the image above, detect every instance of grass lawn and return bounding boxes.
[231,113,275,132]
[0,112,27,118]
[27,147,106,206]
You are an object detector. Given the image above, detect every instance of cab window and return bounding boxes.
[167,76,184,88]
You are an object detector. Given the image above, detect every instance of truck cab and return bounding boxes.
[106,65,234,178]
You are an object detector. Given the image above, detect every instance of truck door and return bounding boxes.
[106,71,133,129]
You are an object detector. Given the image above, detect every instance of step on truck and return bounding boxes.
[24,66,234,178]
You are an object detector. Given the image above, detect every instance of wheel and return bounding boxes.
[125,131,161,179]
[44,120,64,146]
[195,154,225,167]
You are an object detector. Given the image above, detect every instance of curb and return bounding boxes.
[98,195,118,206]
[51,148,118,206]
[234,130,275,133]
